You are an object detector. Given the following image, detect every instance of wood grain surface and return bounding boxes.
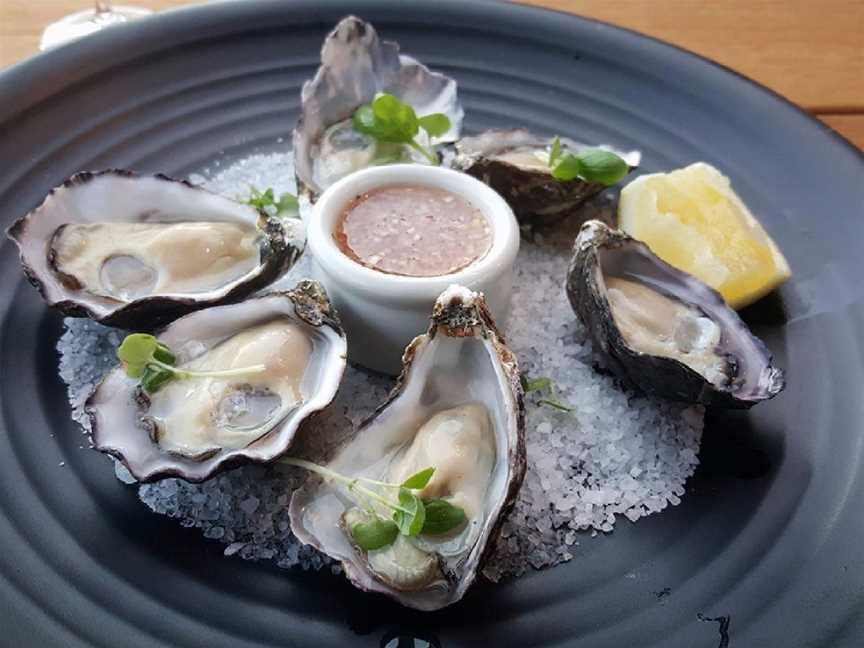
[0,0,861,149]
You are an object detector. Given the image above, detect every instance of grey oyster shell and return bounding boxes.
[566,220,784,408]
[289,285,525,610]
[86,281,347,483]
[451,129,640,226]
[293,16,463,199]
[6,170,304,329]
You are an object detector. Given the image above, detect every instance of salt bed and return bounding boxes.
[57,150,703,582]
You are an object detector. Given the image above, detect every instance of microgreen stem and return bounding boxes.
[349,481,410,514]
[280,458,412,514]
[150,358,266,380]
[407,139,439,165]
[356,476,400,488]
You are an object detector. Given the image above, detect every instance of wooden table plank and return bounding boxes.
[519,0,864,113]
[1,0,862,150]
[820,115,864,150]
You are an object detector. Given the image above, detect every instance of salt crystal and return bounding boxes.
[224,542,245,556]
[204,526,225,540]
[57,150,704,581]
[240,496,260,515]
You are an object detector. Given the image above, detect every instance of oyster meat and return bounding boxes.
[567,220,784,407]
[7,170,303,328]
[289,285,525,610]
[293,16,464,199]
[87,281,346,482]
[145,320,311,459]
[451,129,640,225]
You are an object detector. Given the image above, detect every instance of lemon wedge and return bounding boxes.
[618,162,790,309]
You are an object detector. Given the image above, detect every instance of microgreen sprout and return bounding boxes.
[521,372,573,413]
[281,457,466,551]
[546,136,629,186]
[117,333,266,394]
[352,93,451,166]
[245,186,299,217]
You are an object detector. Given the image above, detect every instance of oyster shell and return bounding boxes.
[86,281,346,482]
[567,220,784,407]
[293,16,464,199]
[451,129,640,225]
[7,170,303,329]
[289,285,525,610]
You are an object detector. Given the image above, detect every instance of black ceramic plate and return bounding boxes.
[1,1,862,646]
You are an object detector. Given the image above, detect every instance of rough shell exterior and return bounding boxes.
[292,16,463,198]
[6,170,304,330]
[85,281,347,483]
[452,129,640,226]
[288,285,526,610]
[566,220,784,408]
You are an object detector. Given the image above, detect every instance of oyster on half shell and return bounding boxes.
[567,220,784,407]
[451,129,640,225]
[293,16,464,199]
[7,170,304,329]
[86,281,346,482]
[289,285,525,610]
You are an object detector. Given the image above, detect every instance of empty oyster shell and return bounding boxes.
[451,129,640,225]
[86,281,346,482]
[6,170,304,329]
[289,285,525,610]
[293,16,464,199]
[567,220,784,407]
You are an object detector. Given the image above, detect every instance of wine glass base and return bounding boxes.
[40,6,153,51]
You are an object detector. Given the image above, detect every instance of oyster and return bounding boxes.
[451,129,640,225]
[86,281,346,482]
[567,220,784,407]
[289,285,525,610]
[7,170,303,329]
[293,16,464,199]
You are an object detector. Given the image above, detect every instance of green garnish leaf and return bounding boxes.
[280,460,460,547]
[421,499,467,535]
[152,342,176,366]
[401,467,435,490]
[276,193,299,214]
[364,93,418,143]
[538,398,573,412]
[246,185,299,217]
[117,333,159,378]
[118,334,179,392]
[521,373,573,412]
[548,136,563,168]
[575,148,629,185]
[523,377,552,393]
[141,365,176,394]
[393,488,426,537]
[246,186,274,210]
[371,93,404,120]
[350,517,399,551]
[418,113,451,138]
[550,154,583,182]
[351,93,447,165]
[118,332,265,395]
[545,136,629,186]
[352,104,377,135]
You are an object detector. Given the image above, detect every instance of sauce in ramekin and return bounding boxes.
[333,185,492,277]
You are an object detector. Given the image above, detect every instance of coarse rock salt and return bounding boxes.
[56,149,703,582]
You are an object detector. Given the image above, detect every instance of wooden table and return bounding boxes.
[1,0,862,149]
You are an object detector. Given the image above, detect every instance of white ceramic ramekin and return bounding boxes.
[306,164,519,374]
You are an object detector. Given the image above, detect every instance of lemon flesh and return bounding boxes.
[618,162,790,309]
